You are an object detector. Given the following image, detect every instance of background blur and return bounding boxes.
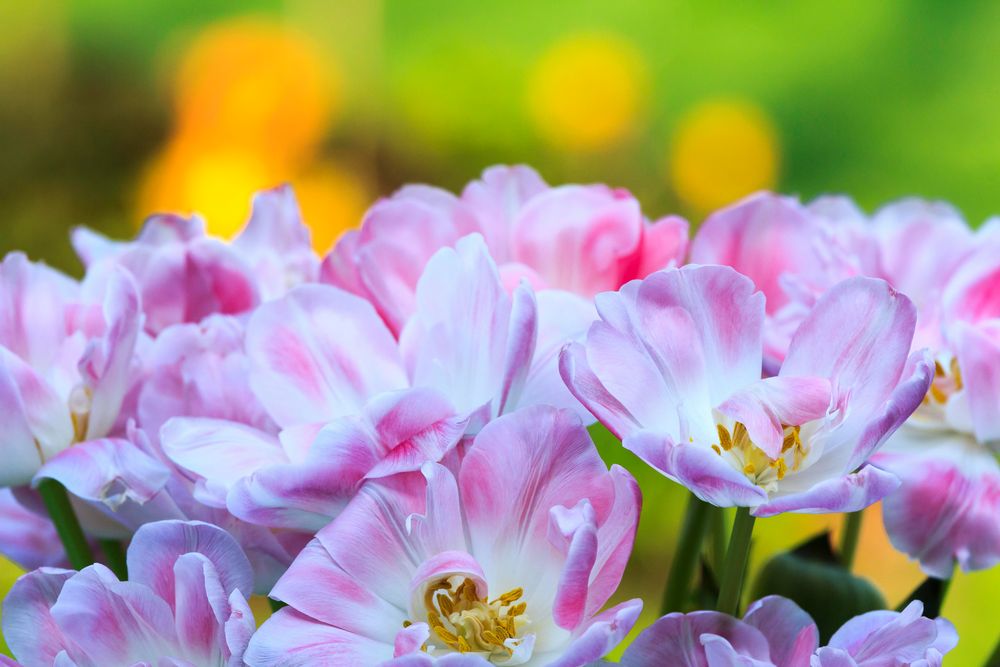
[1,1,998,663]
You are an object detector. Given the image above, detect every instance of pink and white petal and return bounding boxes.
[161,418,288,506]
[172,553,229,665]
[952,321,1000,442]
[399,234,510,420]
[350,187,472,335]
[619,610,770,667]
[842,349,934,472]
[828,602,939,664]
[246,285,406,427]
[80,268,142,440]
[525,291,597,422]
[0,349,72,486]
[550,504,598,630]
[873,199,973,310]
[459,406,616,576]
[626,432,768,508]
[311,473,430,610]
[407,463,466,556]
[460,164,548,260]
[363,388,467,479]
[225,589,256,667]
[1,567,76,666]
[559,338,645,440]
[224,414,388,531]
[496,282,538,416]
[689,193,822,313]
[781,277,917,432]
[634,215,689,278]
[717,377,831,459]
[511,185,643,295]
[584,466,642,618]
[50,564,177,665]
[874,430,1000,578]
[271,539,407,641]
[636,265,765,407]
[0,488,64,569]
[233,184,319,297]
[810,647,858,667]
[243,607,395,667]
[0,253,79,369]
[127,520,254,607]
[753,465,899,517]
[544,598,642,667]
[743,596,819,667]
[393,622,430,659]
[34,437,171,509]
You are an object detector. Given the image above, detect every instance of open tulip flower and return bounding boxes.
[161,233,590,533]
[0,520,256,667]
[561,264,932,515]
[0,254,141,488]
[873,234,1000,577]
[324,165,687,335]
[73,185,319,335]
[616,596,956,667]
[244,406,642,666]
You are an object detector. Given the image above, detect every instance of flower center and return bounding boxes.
[412,576,528,659]
[925,358,962,406]
[711,421,806,490]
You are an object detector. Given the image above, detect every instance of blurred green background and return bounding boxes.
[1,1,998,663]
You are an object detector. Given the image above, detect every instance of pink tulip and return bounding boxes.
[161,234,592,533]
[73,185,318,335]
[0,254,141,487]
[323,165,687,335]
[1,520,256,667]
[873,233,1000,577]
[561,265,932,515]
[618,597,955,666]
[244,406,642,666]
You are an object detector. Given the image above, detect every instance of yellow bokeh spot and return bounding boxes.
[172,19,339,169]
[137,139,277,238]
[669,99,779,213]
[527,33,647,152]
[292,161,372,253]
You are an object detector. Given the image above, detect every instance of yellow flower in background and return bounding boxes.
[172,19,339,169]
[135,17,367,249]
[292,160,372,254]
[527,33,647,152]
[669,99,779,213]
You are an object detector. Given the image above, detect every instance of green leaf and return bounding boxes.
[751,531,885,642]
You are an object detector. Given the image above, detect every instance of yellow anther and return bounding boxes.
[711,444,722,456]
[717,424,733,451]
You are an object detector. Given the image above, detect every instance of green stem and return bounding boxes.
[839,510,863,571]
[709,506,728,577]
[660,493,712,614]
[99,539,128,580]
[716,507,756,616]
[37,478,94,570]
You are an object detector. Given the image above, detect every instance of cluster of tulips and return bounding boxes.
[0,165,995,666]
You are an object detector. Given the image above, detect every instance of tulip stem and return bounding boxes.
[716,507,755,616]
[660,493,712,614]
[710,506,728,577]
[99,539,128,580]
[839,510,863,571]
[37,478,94,571]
